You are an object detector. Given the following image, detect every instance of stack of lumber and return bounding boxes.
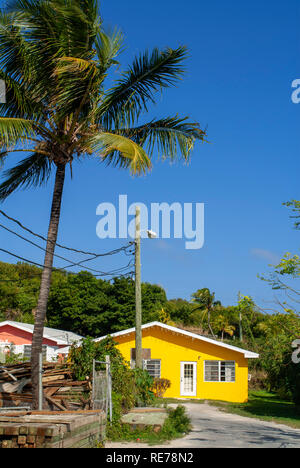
[0,410,105,448]
[0,362,91,411]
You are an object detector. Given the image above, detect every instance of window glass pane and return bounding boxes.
[144,359,161,378]
[220,361,235,382]
[184,363,194,392]
[131,359,161,378]
[204,361,219,381]
[205,360,235,382]
[24,345,47,360]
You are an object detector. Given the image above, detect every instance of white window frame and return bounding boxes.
[143,359,161,379]
[24,344,47,360]
[130,359,161,379]
[204,360,236,383]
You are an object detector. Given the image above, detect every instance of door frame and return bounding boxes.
[180,361,197,397]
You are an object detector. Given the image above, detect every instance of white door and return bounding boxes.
[180,362,197,396]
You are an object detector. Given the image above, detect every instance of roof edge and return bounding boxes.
[0,320,72,345]
[94,321,259,359]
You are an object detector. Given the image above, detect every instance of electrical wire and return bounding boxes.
[0,222,134,276]
[0,209,137,283]
[0,209,134,256]
[0,247,134,283]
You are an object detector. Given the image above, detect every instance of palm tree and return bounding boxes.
[0,0,206,408]
[212,315,235,341]
[191,288,220,338]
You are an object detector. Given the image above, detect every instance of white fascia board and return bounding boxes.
[94,321,259,359]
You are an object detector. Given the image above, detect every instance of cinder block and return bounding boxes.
[27,435,36,444]
[37,427,46,437]
[28,426,38,436]
[18,436,27,445]
[35,436,46,448]
[45,427,54,437]
[19,426,29,435]
[5,426,19,436]
[2,439,13,448]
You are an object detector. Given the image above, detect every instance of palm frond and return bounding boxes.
[115,116,207,162]
[0,69,43,119]
[90,132,152,175]
[2,0,100,107]
[0,117,38,146]
[0,144,8,168]
[54,56,98,76]
[98,46,188,127]
[95,28,123,72]
[0,152,52,200]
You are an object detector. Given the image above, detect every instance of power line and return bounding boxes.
[0,222,134,276]
[0,247,48,269]
[0,247,134,280]
[0,209,134,257]
[0,209,136,282]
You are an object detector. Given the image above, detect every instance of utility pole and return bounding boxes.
[238,292,243,342]
[135,206,142,369]
[239,311,243,342]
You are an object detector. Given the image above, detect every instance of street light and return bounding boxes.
[134,206,157,369]
[146,230,157,239]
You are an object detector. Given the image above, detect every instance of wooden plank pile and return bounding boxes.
[0,410,105,448]
[0,362,92,411]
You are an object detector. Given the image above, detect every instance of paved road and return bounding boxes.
[105,402,300,448]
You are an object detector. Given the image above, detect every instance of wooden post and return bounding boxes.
[105,355,112,422]
[135,206,142,369]
[38,352,43,411]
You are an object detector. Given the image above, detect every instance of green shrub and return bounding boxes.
[132,367,155,407]
[162,405,191,436]
[69,337,155,416]
[107,404,191,443]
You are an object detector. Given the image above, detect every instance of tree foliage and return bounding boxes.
[0,261,167,336]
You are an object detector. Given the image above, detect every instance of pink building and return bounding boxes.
[0,321,82,361]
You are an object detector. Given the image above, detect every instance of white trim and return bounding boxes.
[180,361,197,396]
[203,360,236,383]
[94,321,259,359]
[0,321,79,346]
[143,359,161,379]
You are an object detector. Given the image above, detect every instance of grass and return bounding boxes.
[153,397,205,406]
[106,405,191,444]
[208,390,300,429]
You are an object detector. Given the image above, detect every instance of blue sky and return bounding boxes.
[0,0,299,310]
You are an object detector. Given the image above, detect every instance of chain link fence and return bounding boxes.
[92,358,112,422]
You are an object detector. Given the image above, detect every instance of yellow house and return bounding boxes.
[96,321,259,403]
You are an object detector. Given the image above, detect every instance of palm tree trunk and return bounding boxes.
[207,309,215,338]
[31,163,66,409]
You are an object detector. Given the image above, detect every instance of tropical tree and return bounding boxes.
[191,288,220,337]
[212,314,235,341]
[259,201,300,317]
[283,200,300,230]
[0,0,206,407]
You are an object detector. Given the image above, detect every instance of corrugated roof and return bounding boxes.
[0,321,82,345]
